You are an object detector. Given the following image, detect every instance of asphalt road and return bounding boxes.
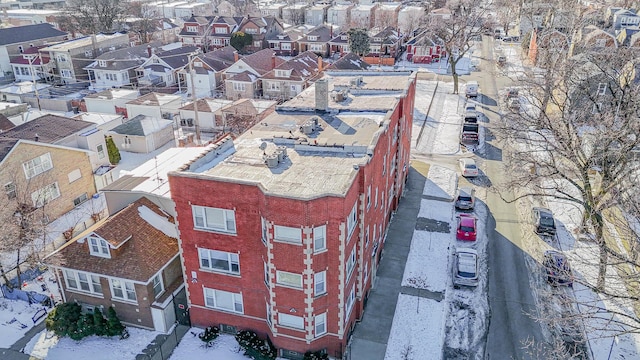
[469,36,547,359]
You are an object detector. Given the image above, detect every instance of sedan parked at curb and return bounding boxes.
[533,207,556,236]
[459,158,479,177]
[543,250,573,287]
[456,214,477,241]
[453,248,479,287]
[455,187,476,210]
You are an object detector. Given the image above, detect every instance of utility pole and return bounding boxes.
[188,53,202,144]
[29,54,42,111]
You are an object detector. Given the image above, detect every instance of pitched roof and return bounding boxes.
[197,47,237,71]
[180,98,232,112]
[44,197,179,282]
[0,138,18,162]
[0,114,15,132]
[109,115,173,136]
[0,114,94,143]
[301,24,333,43]
[240,48,284,75]
[85,42,163,71]
[156,45,199,69]
[261,51,320,81]
[0,23,66,47]
[126,92,182,106]
[326,52,371,70]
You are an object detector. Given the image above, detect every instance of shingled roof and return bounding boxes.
[240,48,285,75]
[0,23,66,47]
[326,52,371,71]
[0,114,94,144]
[109,115,173,136]
[261,51,321,81]
[43,197,179,282]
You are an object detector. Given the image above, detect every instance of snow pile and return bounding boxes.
[138,205,178,238]
[168,332,248,360]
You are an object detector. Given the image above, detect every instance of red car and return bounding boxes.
[456,214,477,241]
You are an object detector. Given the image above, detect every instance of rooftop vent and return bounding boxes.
[265,153,279,168]
[300,121,314,135]
[276,146,287,161]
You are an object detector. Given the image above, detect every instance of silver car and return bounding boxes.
[453,248,479,287]
[455,187,476,210]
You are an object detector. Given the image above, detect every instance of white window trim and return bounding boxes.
[203,287,244,313]
[345,284,355,318]
[88,235,111,258]
[314,271,326,296]
[346,248,356,279]
[192,205,237,234]
[274,225,302,244]
[315,312,327,336]
[276,270,303,289]
[31,182,60,208]
[64,269,103,296]
[23,152,53,179]
[152,274,164,298]
[597,83,607,96]
[109,278,137,303]
[313,225,326,253]
[198,248,240,275]
[347,203,357,237]
[279,313,304,330]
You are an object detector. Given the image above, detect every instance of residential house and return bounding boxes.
[260,3,286,19]
[84,42,164,91]
[0,114,113,223]
[178,97,275,134]
[10,46,54,82]
[329,32,350,56]
[405,31,445,63]
[0,81,51,104]
[398,6,425,35]
[180,46,237,98]
[567,55,621,116]
[136,45,200,91]
[528,29,570,66]
[107,114,174,153]
[167,72,416,358]
[125,92,184,120]
[569,25,618,56]
[519,2,553,36]
[350,4,378,29]
[207,16,243,50]
[214,0,238,17]
[327,3,353,29]
[604,6,625,27]
[72,113,126,133]
[0,23,67,81]
[236,16,284,53]
[298,25,334,57]
[616,26,640,47]
[223,48,284,99]
[178,15,214,49]
[159,1,189,18]
[369,27,401,58]
[374,2,401,29]
[84,89,140,117]
[175,2,213,19]
[123,18,181,46]
[261,51,322,100]
[325,52,370,71]
[178,98,233,131]
[282,4,309,26]
[266,28,304,56]
[305,4,330,27]
[43,196,185,333]
[39,33,130,85]
[612,9,640,30]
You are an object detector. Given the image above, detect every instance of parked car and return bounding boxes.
[464,113,478,123]
[453,248,479,287]
[461,122,479,148]
[533,207,556,235]
[508,98,521,112]
[465,81,479,98]
[456,214,477,241]
[543,250,573,286]
[455,187,476,210]
[464,102,478,117]
[458,158,479,177]
[497,55,507,66]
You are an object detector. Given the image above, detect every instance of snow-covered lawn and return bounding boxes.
[422,165,457,201]
[401,231,451,292]
[168,332,249,360]
[384,294,446,360]
[0,298,47,348]
[418,199,454,223]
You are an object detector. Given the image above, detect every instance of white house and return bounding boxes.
[178,98,232,130]
[125,92,184,120]
[84,89,140,115]
[108,114,175,153]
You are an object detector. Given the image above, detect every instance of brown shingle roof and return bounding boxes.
[261,51,320,81]
[241,48,285,75]
[44,197,178,282]
[0,114,15,131]
[0,114,94,144]
[0,138,18,163]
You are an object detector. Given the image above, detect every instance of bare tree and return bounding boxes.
[424,0,490,93]
[64,0,126,35]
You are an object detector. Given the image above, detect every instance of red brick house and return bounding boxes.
[43,197,186,333]
[168,72,416,358]
[178,15,214,49]
[236,15,284,53]
[207,16,243,50]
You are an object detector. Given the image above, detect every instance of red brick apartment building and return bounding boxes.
[168,72,416,358]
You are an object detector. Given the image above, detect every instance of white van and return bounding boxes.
[465,81,479,98]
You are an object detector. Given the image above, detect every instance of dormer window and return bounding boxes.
[98,60,107,67]
[341,35,348,40]
[187,25,198,33]
[308,35,318,41]
[88,235,111,258]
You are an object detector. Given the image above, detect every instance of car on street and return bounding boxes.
[456,214,477,241]
[455,187,476,210]
[543,250,573,287]
[461,122,479,148]
[464,102,478,117]
[533,207,556,236]
[458,158,479,177]
[497,55,507,66]
[453,248,479,287]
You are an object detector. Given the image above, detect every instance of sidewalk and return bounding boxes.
[0,320,45,360]
[348,165,427,360]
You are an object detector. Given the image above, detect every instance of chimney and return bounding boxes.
[318,56,323,71]
[233,50,239,62]
[315,78,328,112]
[271,54,276,69]
[147,44,152,57]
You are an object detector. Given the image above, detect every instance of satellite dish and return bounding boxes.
[259,142,267,151]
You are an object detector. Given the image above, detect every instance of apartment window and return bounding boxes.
[97,144,105,159]
[23,153,53,179]
[187,25,198,33]
[274,225,302,244]
[345,284,355,317]
[365,227,370,247]
[597,83,607,96]
[61,69,72,79]
[215,27,227,34]
[290,85,297,93]
[269,82,280,90]
[367,185,371,209]
[346,248,356,279]
[279,313,304,329]
[308,36,318,41]
[31,182,60,207]
[105,73,117,81]
[73,193,88,207]
[383,155,387,175]
[264,262,270,287]
[261,217,268,243]
[212,38,223,45]
[110,279,137,302]
[198,248,240,274]
[314,271,326,296]
[375,188,378,208]
[313,225,326,252]
[276,270,302,288]
[64,270,102,295]
[4,182,16,200]
[281,43,291,50]
[192,205,236,233]
[56,55,67,62]
[245,28,257,34]
[347,203,357,237]
[89,236,110,258]
[315,313,327,336]
[232,82,246,91]
[152,274,163,298]
[98,60,107,67]
[84,50,93,58]
[310,44,323,52]
[204,287,244,313]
